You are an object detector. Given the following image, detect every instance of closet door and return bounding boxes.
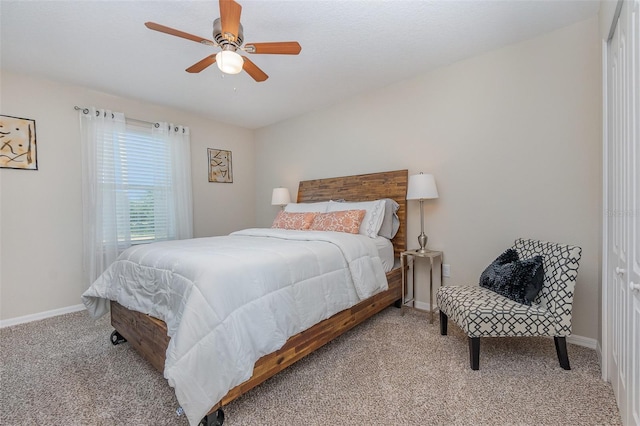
[607,8,628,418]
[607,1,639,425]
[628,1,639,424]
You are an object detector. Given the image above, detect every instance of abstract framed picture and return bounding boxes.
[208,148,233,183]
[0,114,38,170]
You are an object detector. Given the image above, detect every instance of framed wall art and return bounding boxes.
[208,148,233,183]
[0,114,38,170]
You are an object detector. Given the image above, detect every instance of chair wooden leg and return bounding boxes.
[439,311,448,335]
[469,337,480,370]
[554,336,571,370]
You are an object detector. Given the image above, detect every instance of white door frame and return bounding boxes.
[601,34,610,382]
[601,0,623,385]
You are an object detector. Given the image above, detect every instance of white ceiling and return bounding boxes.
[1,0,600,129]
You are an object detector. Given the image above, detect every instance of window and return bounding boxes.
[101,123,174,245]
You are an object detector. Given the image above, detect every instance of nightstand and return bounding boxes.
[400,249,444,323]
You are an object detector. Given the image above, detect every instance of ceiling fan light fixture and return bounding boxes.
[216,50,243,74]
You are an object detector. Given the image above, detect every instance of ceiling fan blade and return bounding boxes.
[219,0,242,42]
[186,55,217,73]
[145,22,215,45]
[242,56,268,82]
[245,42,302,55]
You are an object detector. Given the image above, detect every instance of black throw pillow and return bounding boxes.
[479,249,544,305]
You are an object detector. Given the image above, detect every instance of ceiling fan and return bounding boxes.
[145,0,301,82]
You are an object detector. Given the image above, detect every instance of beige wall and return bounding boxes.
[255,17,602,340]
[0,71,255,320]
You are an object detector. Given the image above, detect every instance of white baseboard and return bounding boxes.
[0,304,86,328]
[567,334,598,350]
[414,300,432,312]
[415,300,598,350]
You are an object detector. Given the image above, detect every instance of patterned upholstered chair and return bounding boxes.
[436,238,582,370]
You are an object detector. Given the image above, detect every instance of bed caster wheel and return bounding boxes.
[110,330,127,345]
[200,408,224,426]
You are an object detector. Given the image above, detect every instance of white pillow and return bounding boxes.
[284,201,330,213]
[327,199,386,238]
[378,198,400,240]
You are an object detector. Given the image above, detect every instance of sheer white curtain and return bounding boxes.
[80,110,194,287]
[80,107,127,286]
[152,122,193,240]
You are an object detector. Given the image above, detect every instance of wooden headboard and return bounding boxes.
[296,169,408,257]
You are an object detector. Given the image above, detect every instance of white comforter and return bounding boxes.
[82,228,388,425]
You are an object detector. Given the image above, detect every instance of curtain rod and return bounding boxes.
[74,106,158,127]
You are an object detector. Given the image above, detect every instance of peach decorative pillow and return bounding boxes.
[309,210,366,234]
[271,211,317,230]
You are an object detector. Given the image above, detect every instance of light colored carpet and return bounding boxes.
[0,307,620,425]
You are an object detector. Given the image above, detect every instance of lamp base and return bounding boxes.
[417,233,428,253]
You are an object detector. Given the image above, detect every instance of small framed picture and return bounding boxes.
[208,148,233,183]
[0,114,38,170]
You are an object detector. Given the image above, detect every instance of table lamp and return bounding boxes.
[406,173,439,253]
[271,187,291,210]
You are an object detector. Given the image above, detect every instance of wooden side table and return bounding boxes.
[400,249,444,323]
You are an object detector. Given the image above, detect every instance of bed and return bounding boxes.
[83,169,408,426]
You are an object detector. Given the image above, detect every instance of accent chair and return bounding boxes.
[436,238,582,370]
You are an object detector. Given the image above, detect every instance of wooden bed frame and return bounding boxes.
[109,169,408,422]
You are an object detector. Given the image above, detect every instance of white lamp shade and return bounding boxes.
[216,50,244,74]
[406,173,439,200]
[271,187,291,206]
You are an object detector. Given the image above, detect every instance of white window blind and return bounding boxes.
[100,122,174,244]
